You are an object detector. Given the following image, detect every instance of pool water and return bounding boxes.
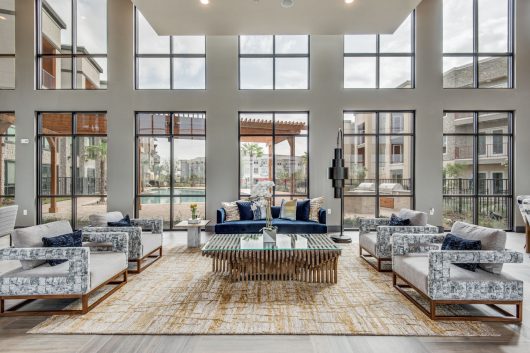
[141,188,205,204]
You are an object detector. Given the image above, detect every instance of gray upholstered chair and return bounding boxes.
[84,211,163,273]
[392,221,523,322]
[0,220,128,316]
[358,208,439,271]
[0,205,18,245]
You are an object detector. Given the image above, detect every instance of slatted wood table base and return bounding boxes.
[202,234,341,283]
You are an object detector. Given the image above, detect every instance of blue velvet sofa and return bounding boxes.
[215,206,327,234]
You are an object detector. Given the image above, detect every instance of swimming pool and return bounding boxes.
[140,188,205,204]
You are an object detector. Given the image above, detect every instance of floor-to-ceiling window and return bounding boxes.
[239,35,309,90]
[239,112,309,204]
[344,12,414,88]
[0,0,15,89]
[442,111,513,230]
[36,0,108,89]
[135,112,206,229]
[443,0,513,88]
[37,112,108,228]
[134,8,206,90]
[0,113,15,205]
[343,111,415,228]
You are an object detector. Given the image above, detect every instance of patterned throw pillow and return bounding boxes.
[441,233,482,272]
[388,214,411,226]
[280,199,297,221]
[42,230,83,266]
[251,202,267,220]
[309,197,324,222]
[222,201,240,222]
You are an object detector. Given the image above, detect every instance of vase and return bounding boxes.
[262,227,277,245]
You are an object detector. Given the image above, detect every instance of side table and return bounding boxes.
[175,220,210,248]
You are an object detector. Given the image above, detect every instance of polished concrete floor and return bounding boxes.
[0,231,529,353]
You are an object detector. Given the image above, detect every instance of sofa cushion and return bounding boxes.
[12,221,74,270]
[89,214,108,227]
[271,219,327,234]
[108,214,132,227]
[389,214,411,226]
[451,221,506,274]
[441,233,482,272]
[106,211,125,223]
[141,233,162,257]
[222,202,240,221]
[359,232,377,256]
[90,252,127,290]
[309,197,324,222]
[236,201,254,221]
[42,230,83,266]
[280,200,297,221]
[398,209,427,226]
[296,199,311,221]
[215,220,266,234]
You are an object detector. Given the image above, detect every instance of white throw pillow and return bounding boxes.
[398,208,428,226]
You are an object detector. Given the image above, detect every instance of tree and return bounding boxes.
[83,140,107,203]
[240,143,264,189]
[443,163,466,178]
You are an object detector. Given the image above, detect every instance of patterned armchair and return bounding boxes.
[0,221,129,316]
[84,211,164,273]
[392,222,523,322]
[358,209,439,271]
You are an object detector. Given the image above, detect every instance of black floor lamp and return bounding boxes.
[328,128,352,243]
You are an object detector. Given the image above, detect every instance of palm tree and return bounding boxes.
[240,143,264,189]
[83,140,107,203]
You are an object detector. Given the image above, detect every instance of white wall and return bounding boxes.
[1,0,529,230]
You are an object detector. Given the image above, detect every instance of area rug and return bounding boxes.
[30,243,498,336]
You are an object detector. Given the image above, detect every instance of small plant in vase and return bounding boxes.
[188,203,200,224]
[250,181,277,244]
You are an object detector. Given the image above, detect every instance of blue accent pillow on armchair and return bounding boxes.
[108,214,132,227]
[236,201,254,221]
[441,233,482,272]
[42,230,83,266]
[388,214,411,226]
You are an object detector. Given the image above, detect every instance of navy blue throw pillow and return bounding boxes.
[296,199,311,221]
[108,214,132,227]
[441,233,482,272]
[42,230,83,266]
[388,214,411,226]
[236,201,254,221]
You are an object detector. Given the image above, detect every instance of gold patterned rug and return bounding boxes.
[30,243,499,336]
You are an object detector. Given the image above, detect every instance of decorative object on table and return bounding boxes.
[250,180,277,244]
[328,128,351,243]
[240,234,264,249]
[293,234,308,249]
[275,234,292,249]
[188,203,200,224]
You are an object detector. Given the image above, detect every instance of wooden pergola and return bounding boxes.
[240,118,307,193]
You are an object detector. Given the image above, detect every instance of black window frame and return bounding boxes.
[0,3,15,90]
[442,111,514,231]
[238,111,310,202]
[134,8,206,90]
[343,111,416,229]
[238,35,310,90]
[0,112,16,203]
[134,111,207,230]
[35,0,108,90]
[343,11,416,89]
[442,0,514,89]
[36,111,108,229]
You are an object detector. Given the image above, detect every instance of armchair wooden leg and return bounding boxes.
[81,295,89,314]
[128,246,163,274]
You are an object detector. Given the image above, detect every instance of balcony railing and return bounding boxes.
[454,143,508,160]
[41,177,105,195]
[443,178,509,195]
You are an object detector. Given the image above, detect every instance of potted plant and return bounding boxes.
[250,181,277,244]
[188,203,200,224]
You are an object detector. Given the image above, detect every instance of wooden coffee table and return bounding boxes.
[175,220,210,248]
[202,234,341,283]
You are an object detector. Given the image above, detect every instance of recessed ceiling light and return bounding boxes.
[200,0,210,5]
[345,0,355,4]
[0,16,6,21]
[281,0,294,8]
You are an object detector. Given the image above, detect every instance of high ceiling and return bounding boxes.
[131,0,423,36]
